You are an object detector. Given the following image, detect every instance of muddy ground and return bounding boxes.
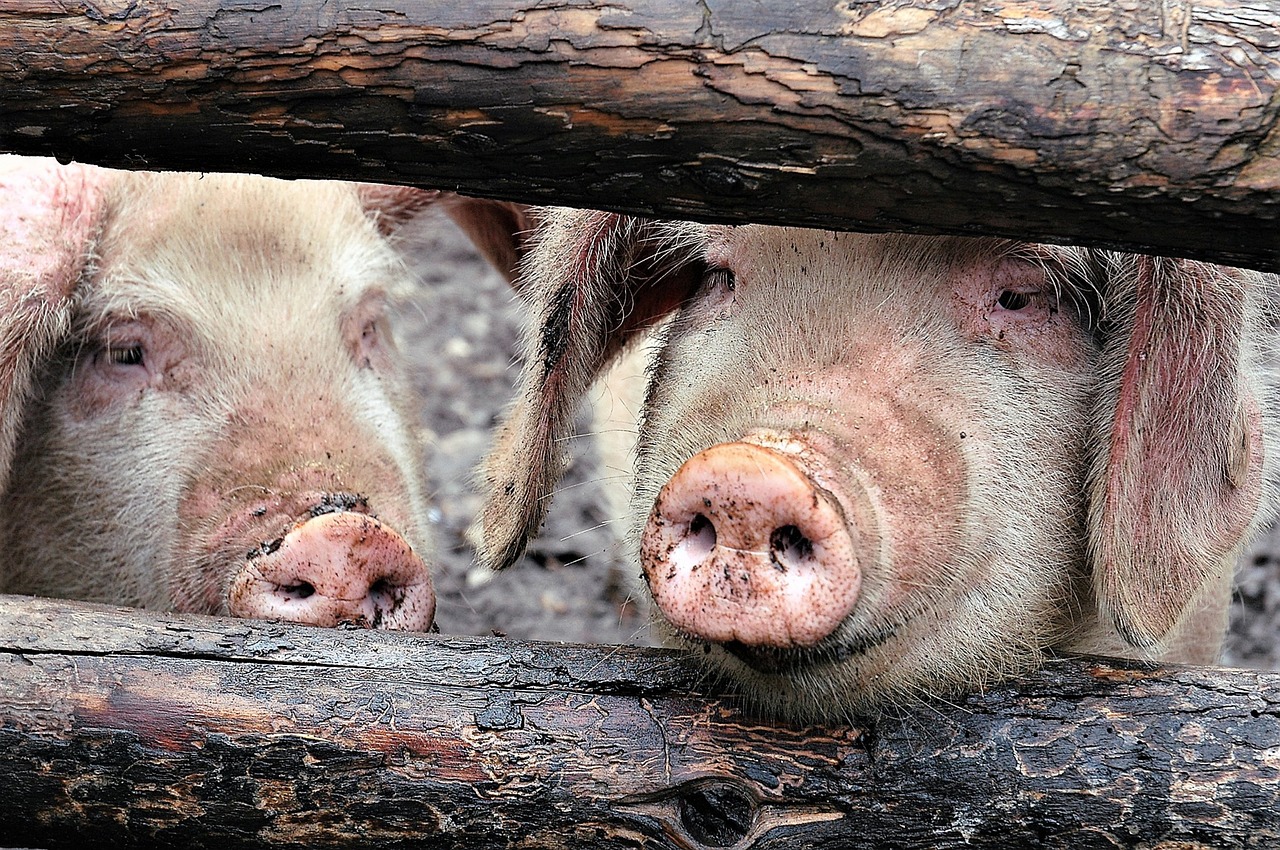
[401,209,1280,670]
[401,209,649,648]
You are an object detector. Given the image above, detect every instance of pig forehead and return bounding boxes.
[98,172,397,276]
[90,176,403,309]
[702,225,1081,281]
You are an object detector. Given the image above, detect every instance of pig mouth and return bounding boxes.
[716,622,900,675]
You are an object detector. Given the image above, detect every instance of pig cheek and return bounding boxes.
[159,355,201,395]
[753,369,975,611]
[67,361,151,420]
[167,465,242,614]
[954,292,1091,369]
[825,399,972,615]
[993,307,1092,370]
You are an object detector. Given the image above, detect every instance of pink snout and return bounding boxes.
[228,511,435,630]
[641,441,867,648]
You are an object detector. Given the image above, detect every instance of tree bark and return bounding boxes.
[1,594,1278,850]
[2,2,1280,270]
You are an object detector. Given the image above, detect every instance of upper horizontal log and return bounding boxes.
[2,594,1279,850]
[3,2,1280,270]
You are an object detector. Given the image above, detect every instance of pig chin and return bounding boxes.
[659,596,1046,722]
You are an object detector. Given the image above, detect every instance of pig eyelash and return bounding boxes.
[1005,244,1104,326]
[87,337,146,368]
[702,267,736,293]
[345,291,396,370]
[996,291,1031,311]
[352,316,392,370]
[103,343,145,367]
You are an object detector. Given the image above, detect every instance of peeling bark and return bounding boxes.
[1,595,1277,849]
[2,2,1280,269]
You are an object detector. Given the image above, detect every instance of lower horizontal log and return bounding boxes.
[1,594,1277,850]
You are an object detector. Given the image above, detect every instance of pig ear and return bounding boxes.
[0,158,107,493]
[356,185,533,284]
[1088,255,1267,648]
[438,195,535,285]
[474,210,701,570]
[355,183,443,235]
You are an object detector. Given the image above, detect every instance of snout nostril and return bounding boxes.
[769,524,814,572]
[670,512,718,572]
[642,440,869,649]
[279,581,316,601]
[368,577,407,609]
[686,513,718,556]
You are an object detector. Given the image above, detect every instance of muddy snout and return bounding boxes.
[641,441,872,649]
[229,510,435,630]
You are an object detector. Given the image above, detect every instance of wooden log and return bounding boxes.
[3,2,1280,270]
[1,594,1278,849]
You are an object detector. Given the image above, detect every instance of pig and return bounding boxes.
[475,209,1280,720]
[0,156,524,631]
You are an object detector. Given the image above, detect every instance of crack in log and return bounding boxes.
[1,644,707,699]
[693,0,717,51]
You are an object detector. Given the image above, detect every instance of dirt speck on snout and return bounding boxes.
[309,493,370,517]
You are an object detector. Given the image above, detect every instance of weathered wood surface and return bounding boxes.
[3,2,1280,270]
[1,595,1278,849]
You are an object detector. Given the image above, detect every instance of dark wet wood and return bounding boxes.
[2,594,1277,849]
[3,2,1280,270]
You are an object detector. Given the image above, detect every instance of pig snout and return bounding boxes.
[228,510,435,630]
[640,441,873,649]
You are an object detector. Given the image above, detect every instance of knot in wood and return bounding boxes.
[676,779,756,848]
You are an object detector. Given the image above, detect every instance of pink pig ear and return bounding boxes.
[0,157,109,494]
[437,195,535,285]
[1088,255,1269,649]
[356,184,533,284]
[474,210,702,570]
[355,183,442,235]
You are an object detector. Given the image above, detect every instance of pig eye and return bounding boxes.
[357,319,382,369]
[105,344,145,367]
[996,290,1033,311]
[351,309,396,372]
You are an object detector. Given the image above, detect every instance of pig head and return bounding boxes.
[0,157,523,631]
[477,210,1280,720]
